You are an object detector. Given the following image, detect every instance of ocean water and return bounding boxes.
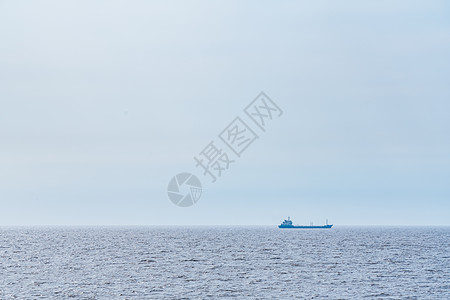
[0,227,448,299]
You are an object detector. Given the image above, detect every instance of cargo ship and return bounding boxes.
[278,217,332,229]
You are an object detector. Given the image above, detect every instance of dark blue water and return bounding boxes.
[0,227,449,299]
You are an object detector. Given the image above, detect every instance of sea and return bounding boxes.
[0,226,448,299]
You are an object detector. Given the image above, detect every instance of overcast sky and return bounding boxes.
[1,0,449,225]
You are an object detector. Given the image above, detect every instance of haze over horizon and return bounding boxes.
[1,0,449,226]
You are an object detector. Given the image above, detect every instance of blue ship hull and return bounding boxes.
[278,224,333,229]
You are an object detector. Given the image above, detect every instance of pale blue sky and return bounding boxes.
[1,1,449,225]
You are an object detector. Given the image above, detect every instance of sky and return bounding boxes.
[0,0,449,226]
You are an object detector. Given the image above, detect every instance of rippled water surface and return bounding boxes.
[0,226,449,299]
